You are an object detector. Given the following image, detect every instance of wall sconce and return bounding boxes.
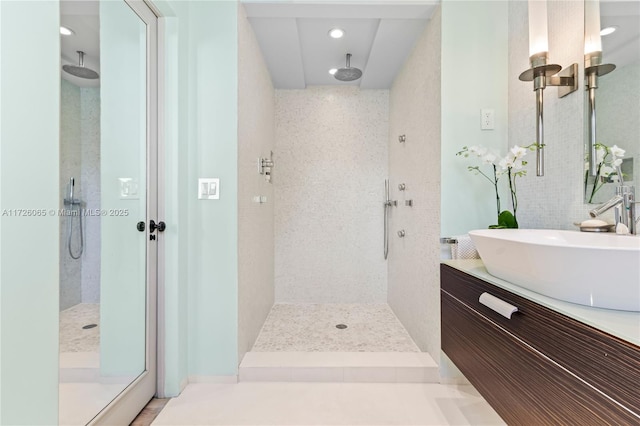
[584,0,615,176]
[519,0,578,176]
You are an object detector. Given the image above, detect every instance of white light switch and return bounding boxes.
[198,178,220,200]
[119,178,139,199]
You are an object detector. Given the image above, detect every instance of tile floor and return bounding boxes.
[59,303,100,353]
[252,304,420,352]
[151,382,506,425]
[59,303,133,426]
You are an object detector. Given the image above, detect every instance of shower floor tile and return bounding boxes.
[60,303,100,353]
[251,304,420,352]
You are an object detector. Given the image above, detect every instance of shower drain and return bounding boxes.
[82,324,97,330]
[335,324,348,329]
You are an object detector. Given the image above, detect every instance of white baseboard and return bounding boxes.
[188,375,238,384]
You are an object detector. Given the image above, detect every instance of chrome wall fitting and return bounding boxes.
[405,200,413,207]
[398,134,406,143]
[398,183,406,191]
[585,53,616,176]
[397,230,406,238]
[258,151,274,183]
[519,53,578,176]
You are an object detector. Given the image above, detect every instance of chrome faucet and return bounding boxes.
[589,185,636,235]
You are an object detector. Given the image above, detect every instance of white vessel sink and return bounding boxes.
[469,229,640,312]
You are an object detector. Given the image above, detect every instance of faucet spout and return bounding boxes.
[590,186,636,235]
[589,195,624,218]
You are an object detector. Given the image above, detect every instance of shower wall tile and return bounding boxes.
[387,7,441,357]
[274,86,389,303]
[80,87,101,303]
[60,79,83,311]
[508,0,587,229]
[238,3,276,365]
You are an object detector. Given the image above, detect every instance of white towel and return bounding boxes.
[451,234,480,260]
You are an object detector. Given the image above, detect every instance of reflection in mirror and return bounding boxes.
[584,0,640,204]
[59,0,148,424]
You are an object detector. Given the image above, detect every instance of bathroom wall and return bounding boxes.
[274,86,389,303]
[598,63,640,192]
[0,1,60,423]
[508,0,587,229]
[60,79,82,310]
[387,6,441,357]
[440,1,509,236]
[59,81,101,311]
[237,3,275,365]
[80,87,101,303]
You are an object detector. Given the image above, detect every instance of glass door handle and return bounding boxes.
[149,220,166,233]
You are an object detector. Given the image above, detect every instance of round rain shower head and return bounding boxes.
[334,53,362,82]
[63,51,99,79]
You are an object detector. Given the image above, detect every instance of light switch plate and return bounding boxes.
[119,178,139,199]
[198,178,220,200]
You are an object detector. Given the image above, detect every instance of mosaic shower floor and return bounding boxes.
[60,303,100,353]
[251,304,420,352]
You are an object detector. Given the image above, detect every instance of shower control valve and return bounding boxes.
[397,230,406,238]
[398,183,406,191]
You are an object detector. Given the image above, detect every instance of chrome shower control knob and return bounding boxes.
[398,183,406,191]
[397,230,406,238]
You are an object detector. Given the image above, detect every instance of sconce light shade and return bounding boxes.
[528,0,549,58]
[584,0,602,55]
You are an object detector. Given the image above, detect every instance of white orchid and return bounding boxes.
[457,143,534,228]
[610,145,625,159]
[587,143,627,203]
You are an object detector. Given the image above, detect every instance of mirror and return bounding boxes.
[584,0,640,204]
[59,1,150,424]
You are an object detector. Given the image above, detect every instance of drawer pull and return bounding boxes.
[479,292,518,319]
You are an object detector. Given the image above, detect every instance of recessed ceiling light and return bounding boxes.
[328,28,345,39]
[600,26,617,36]
[60,26,75,36]
[328,68,338,75]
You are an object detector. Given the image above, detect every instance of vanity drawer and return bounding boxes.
[442,291,640,425]
[441,264,640,417]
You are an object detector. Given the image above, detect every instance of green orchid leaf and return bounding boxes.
[497,210,518,228]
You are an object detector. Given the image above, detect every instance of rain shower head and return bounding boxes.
[63,51,99,80]
[334,53,362,82]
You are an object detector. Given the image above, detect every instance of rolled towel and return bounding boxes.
[451,234,480,260]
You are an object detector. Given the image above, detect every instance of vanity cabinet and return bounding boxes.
[441,264,640,425]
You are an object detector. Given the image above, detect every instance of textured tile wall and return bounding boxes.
[274,86,389,303]
[238,3,275,363]
[60,79,82,310]
[80,87,101,303]
[388,7,441,357]
[508,0,588,228]
[59,81,101,310]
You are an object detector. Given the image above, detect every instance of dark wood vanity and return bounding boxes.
[441,263,640,425]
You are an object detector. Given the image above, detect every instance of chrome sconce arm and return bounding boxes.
[584,53,615,176]
[519,53,578,176]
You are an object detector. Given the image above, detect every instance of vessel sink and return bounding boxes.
[469,229,640,312]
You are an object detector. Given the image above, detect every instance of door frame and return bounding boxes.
[91,0,160,423]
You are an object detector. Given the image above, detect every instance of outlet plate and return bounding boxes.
[481,109,495,130]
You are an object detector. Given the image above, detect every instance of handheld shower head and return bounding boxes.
[63,51,99,80]
[334,53,362,82]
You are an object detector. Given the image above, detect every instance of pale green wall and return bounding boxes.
[185,0,239,378]
[153,0,240,394]
[0,2,60,424]
[441,0,509,236]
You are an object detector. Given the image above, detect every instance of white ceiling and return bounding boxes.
[243,1,439,89]
[600,0,640,68]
